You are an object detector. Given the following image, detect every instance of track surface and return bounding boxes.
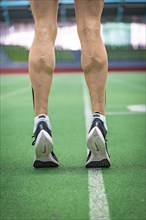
[0,72,145,220]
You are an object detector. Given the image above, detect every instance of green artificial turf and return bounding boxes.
[104,73,146,220]
[0,72,146,220]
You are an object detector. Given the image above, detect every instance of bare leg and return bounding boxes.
[75,0,108,115]
[75,0,110,168]
[29,0,58,116]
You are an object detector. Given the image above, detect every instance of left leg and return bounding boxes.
[29,0,58,116]
[29,0,59,168]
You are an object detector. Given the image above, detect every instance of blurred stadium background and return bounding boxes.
[0,0,146,73]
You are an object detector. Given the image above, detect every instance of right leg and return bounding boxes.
[29,0,59,168]
[74,0,110,168]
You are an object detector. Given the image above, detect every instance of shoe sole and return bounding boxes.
[33,130,59,168]
[86,127,110,168]
[34,160,58,168]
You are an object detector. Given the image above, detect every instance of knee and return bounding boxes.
[77,24,101,41]
[35,25,57,43]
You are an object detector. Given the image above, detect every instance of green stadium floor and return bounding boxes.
[0,72,145,220]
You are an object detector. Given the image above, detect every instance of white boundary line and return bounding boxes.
[0,87,30,101]
[106,111,145,116]
[83,81,110,220]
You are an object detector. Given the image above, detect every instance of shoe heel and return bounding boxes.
[35,130,53,158]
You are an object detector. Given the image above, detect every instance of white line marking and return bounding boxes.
[107,103,144,108]
[0,87,30,101]
[83,80,110,220]
[106,111,145,116]
[127,105,146,112]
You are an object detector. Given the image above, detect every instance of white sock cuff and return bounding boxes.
[33,114,51,133]
[93,113,108,131]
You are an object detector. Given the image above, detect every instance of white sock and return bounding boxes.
[92,112,108,131]
[33,114,51,133]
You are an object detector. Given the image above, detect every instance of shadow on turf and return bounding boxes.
[30,165,88,175]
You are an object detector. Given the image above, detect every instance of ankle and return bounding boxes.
[33,114,51,133]
[93,112,108,131]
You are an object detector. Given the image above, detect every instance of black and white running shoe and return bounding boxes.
[32,119,59,168]
[85,115,110,168]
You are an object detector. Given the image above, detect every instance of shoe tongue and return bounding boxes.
[38,115,46,119]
